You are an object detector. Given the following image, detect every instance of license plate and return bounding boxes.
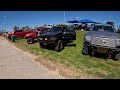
[97,47,108,53]
[45,38,47,40]
[43,43,47,45]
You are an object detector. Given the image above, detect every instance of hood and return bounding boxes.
[86,31,120,39]
[40,31,62,37]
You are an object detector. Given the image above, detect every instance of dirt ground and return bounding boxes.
[0,37,65,79]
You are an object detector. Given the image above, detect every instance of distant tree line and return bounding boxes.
[13,25,32,32]
[12,24,48,32]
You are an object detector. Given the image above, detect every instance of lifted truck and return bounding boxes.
[82,23,120,60]
[38,26,76,52]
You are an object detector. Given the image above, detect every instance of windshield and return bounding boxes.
[42,28,50,33]
[65,27,74,32]
[14,30,23,34]
[49,27,63,32]
[93,25,114,32]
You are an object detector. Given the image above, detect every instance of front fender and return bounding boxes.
[25,33,36,39]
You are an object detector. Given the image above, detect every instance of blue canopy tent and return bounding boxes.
[66,18,81,30]
[66,18,96,30]
[78,19,96,30]
[66,18,80,23]
[67,18,96,23]
[66,18,81,26]
[78,19,96,23]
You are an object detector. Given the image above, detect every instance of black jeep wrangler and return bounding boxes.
[38,26,76,52]
[82,23,120,60]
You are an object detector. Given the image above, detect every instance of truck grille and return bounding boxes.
[91,37,115,47]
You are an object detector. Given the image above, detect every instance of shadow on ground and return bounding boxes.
[89,52,117,61]
[66,44,76,47]
[40,44,76,51]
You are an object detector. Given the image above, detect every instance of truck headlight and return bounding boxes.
[27,34,29,36]
[116,39,120,45]
[85,35,92,42]
[40,38,43,40]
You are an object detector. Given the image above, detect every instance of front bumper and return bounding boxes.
[39,40,56,46]
[84,42,120,52]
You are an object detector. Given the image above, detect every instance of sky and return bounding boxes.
[0,11,120,31]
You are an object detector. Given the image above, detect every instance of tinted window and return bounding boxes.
[103,26,114,32]
[14,30,22,33]
[49,27,63,32]
[65,27,74,32]
[93,25,103,31]
[42,28,50,33]
[92,25,114,32]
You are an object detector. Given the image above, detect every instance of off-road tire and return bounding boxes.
[114,52,120,61]
[39,43,44,48]
[55,40,64,52]
[27,37,34,44]
[82,44,89,55]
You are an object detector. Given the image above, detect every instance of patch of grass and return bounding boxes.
[13,30,120,79]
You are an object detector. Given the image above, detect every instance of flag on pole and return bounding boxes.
[109,16,112,21]
[64,11,66,24]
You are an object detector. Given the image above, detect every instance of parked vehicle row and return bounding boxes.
[3,22,120,60]
[24,24,76,52]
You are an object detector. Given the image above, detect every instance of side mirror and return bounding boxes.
[63,29,66,32]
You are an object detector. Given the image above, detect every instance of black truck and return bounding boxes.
[38,26,76,52]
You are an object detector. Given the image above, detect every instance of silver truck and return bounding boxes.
[82,23,120,60]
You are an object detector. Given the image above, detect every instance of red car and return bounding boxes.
[8,29,33,40]
[25,27,50,44]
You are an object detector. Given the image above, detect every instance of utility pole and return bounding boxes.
[3,16,7,32]
[109,16,111,22]
[64,11,66,25]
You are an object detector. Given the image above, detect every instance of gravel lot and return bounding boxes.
[0,37,65,79]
